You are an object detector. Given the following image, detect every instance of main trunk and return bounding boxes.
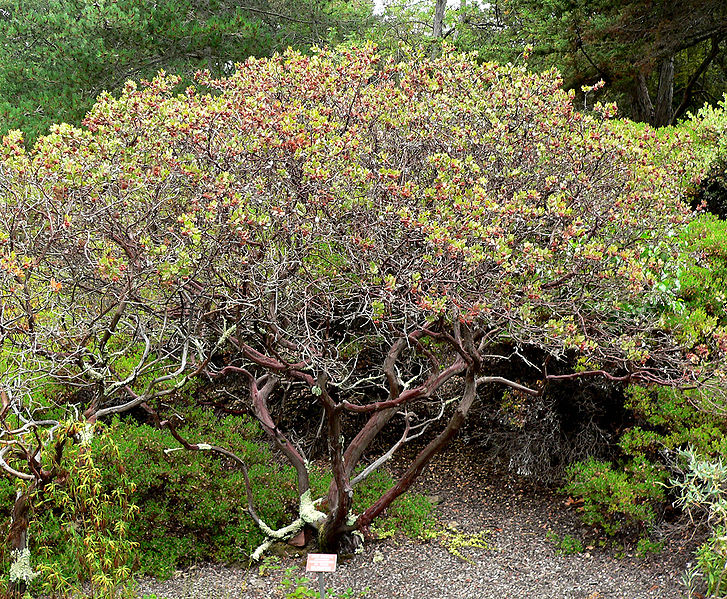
[653,56,674,126]
[633,56,674,126]
[433,0,447,38]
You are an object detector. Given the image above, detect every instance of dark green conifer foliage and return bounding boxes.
[0,0,374,144]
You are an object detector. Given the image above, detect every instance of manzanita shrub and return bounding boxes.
[0,43,716,570]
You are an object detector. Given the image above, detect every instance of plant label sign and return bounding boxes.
[307,554,337,599]
[306,553,337,572]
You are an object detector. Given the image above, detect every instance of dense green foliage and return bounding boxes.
[0,424,138,598]
[102,411,431,577]
[563,456,667,536]
[100,411,294,578]
[33,428,139,598]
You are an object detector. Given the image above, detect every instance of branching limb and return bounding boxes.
[357,367,479,533]
[351,415,411,488]
[160,417,266,531]
[0,447,33,481]
[476,376,540,396]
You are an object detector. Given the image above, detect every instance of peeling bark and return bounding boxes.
[331,345,466,506]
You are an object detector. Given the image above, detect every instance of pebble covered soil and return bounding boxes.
[138,444,694,599]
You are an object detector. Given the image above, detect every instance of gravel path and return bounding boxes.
[137,445,692,599]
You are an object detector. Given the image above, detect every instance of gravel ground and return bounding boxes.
[137,445,693,599]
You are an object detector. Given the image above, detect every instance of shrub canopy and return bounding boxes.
[0,45,711,553]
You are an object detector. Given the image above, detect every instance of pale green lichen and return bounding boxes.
[257,517,303,540]
[346,513,358,527]
[257,520,277,538]
[9,548,39,583]
[78,422,95,445]
[251,518,304,561]
[251,538,275,562]
[196,443,212,450]
[250,490,327,561]
[299,490,326,526]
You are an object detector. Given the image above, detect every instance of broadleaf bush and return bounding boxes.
[562,456,666,536]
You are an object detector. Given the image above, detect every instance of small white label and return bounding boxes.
[306,553,337,572]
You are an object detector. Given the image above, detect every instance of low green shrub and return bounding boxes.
[98,409,299,578]
[680,215,727,319]
[562,456,666,536]
[620,386,727,459]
